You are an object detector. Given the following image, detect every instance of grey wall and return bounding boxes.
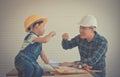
[0,0,120,77]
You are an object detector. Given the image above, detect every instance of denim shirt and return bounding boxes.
[62,32,108,70]
[15,32,42,62]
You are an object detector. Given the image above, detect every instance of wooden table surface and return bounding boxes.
[6,68,94,77]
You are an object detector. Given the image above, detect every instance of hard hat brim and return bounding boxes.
[25,18,47,32]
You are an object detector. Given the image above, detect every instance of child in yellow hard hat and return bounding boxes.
[15,15,55,77]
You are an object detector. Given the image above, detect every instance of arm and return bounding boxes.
[33,31,55,43]
[62,33,80,50]
[40,50,49,64]
[82,41,108,66]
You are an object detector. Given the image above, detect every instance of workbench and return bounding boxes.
[6,68,94,77]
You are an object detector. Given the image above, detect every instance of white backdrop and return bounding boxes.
[0,0,120,77]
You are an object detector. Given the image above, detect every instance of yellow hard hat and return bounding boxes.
[24,15,47,32]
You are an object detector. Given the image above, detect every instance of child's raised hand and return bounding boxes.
[49,31,56,37]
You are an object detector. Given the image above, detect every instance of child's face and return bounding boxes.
[36,23,45,36]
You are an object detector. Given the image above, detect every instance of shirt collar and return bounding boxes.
[30,31,39,37]
[91,31,99,42]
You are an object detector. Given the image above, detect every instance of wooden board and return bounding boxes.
[54,73,93,77]
[54,66,87,74]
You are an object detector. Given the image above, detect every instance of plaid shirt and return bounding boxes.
[62,32,108,70]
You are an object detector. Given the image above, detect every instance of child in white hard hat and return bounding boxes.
[15,15,55,77]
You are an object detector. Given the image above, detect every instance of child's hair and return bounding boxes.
[28,20,43,31]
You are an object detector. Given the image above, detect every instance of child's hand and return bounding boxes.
[49,31,56,37]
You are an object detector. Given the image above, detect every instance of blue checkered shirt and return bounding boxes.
[62,32,108,70]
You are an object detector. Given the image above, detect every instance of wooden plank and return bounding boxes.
[54,73,93,77]
[6,68,54,76]
[6,68,94,77]
[6,69,18,76]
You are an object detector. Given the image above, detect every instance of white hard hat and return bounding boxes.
[79,15,97,28]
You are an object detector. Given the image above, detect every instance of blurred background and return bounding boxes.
[0,0,120,77]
